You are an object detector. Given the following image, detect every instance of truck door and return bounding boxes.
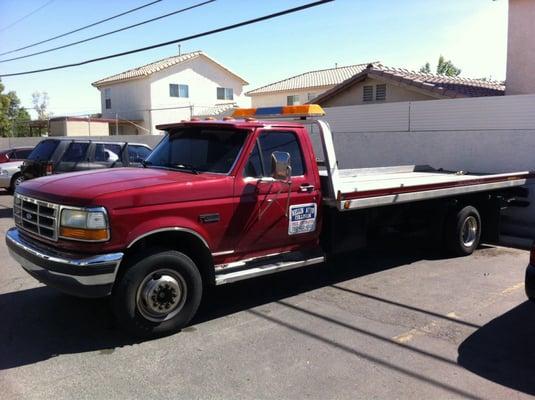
[232,129,320,256]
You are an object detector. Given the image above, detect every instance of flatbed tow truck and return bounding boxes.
[6,105,532,337]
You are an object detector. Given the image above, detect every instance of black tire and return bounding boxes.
[445,205,482,257]
[112,248,203,338]
[8,173,23,194]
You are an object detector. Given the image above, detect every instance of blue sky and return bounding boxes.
[0,0,508,118]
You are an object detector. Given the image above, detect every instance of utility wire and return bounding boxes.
[0,0,163,57]
[0,0,56,33]
[0,0,216,63]
[0,0,334,78]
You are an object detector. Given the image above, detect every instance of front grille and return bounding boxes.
[14,194,60,241]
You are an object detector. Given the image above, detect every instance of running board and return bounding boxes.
[214,253,325,285]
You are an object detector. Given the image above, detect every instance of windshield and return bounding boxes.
[145,127,248,174]
[27,140,59,161]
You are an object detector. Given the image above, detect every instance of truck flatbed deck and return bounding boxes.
[320,166,531,210]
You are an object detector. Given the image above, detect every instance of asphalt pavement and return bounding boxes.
[0,190,534,400]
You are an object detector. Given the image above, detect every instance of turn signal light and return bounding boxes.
[60,227,109,241]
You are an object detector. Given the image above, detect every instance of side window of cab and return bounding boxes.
[243,131,305,178]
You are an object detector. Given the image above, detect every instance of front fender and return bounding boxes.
[124,216,211,251]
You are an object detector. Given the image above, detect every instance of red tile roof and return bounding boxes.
[312,64,505,103]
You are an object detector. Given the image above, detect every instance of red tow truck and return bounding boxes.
[6,105,532,337]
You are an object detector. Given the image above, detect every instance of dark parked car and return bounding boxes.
[21,139,152,181]
[0,147,33,163]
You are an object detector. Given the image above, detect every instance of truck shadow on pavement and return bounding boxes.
[0,240,515,373]
[458,301,535,395]
[0,240,434,370]
[0,287,127,370]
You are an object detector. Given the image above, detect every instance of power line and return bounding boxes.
[0,0,56,33]
[0,0,334,78]
[0,0,216,63]
[0,0,163,57]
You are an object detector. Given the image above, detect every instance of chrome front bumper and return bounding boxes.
[6,227,123,298]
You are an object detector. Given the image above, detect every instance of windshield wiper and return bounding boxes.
[168,163,199,174]
[143,161,200,174]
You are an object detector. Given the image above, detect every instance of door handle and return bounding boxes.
[299,184,315,193]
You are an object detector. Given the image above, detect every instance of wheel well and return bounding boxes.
[121,231,215,286]
[10,172,20,185]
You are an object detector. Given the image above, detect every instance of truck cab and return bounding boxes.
[6,106,327,337]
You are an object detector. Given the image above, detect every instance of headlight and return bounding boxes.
[0,169,8,175]
[59,208,109,241]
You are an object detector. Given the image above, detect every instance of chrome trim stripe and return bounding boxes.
[214,251,289,271]
[127,227,210,249]
[215,256,325,285]
[212,250,235,257]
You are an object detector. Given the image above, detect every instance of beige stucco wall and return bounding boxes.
[319,77,436,107]
[249,86,335,107]
[49,120,110,136]
[506,0,535,94]
[48,120,67,137]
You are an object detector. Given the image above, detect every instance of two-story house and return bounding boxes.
[92,51,250,134]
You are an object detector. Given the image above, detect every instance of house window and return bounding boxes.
[217,87,234,100]
[104,88,111,109]
[376,84,386,101]
[287,95,300,106]
[307,93,317,102]
[170,84,189,98]
[363,86,373,102]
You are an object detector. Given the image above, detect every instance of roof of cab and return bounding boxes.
[156,119,306,131]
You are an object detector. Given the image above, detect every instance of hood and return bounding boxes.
[17,167,234,207]
[0,161,23,171]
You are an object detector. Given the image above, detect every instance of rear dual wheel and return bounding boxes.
[445,205,482,256]
[112,248,203,338]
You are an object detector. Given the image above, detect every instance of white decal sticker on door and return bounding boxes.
[288,203,317,235]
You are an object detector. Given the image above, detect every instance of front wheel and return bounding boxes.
[112,248,203,338]
[445,205,482,257]
[8,173,24,194]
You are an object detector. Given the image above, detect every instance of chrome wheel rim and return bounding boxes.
[461,216,478,247]
[14,176,23,187]
[136,268,187,322]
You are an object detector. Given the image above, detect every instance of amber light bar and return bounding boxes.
[232,104,325,119]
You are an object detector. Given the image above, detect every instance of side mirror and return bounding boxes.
[271,151,291,180]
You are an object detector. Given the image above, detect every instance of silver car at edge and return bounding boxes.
[0,160,24,193]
